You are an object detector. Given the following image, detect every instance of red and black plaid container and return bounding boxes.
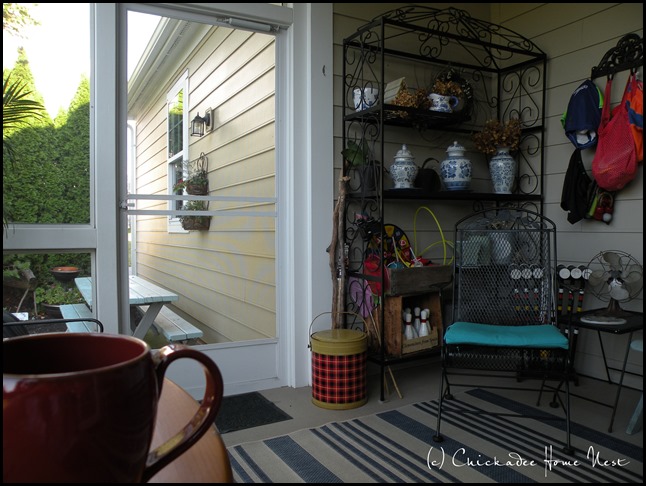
[310,329,367,409]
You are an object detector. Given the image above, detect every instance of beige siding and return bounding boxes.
[333,4,643,382]
[133,24,276,343]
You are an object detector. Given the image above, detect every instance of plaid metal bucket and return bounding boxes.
[309,313,368,410]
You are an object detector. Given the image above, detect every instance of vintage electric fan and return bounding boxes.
[581,250,643,324]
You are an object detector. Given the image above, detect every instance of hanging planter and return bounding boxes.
[181,216,211,231]
[186,181,208,195]
[174,152,210,195]
[174,171,209,195]
[180,200,211,231]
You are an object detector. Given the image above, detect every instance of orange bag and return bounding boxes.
[591,76,638,191]
[625,72,643,162]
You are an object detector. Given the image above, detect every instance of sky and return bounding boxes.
[3,3,159,118]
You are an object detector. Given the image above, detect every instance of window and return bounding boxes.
[167,72,189,224]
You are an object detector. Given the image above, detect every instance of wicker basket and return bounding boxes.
[186,183,208,195]
[181,216,211,231]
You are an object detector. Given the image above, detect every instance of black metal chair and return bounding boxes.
[3,311,104,338]
[433,208,574,454]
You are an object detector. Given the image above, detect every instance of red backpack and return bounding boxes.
[591,75,639,191]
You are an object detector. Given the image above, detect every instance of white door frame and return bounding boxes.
[118,3,334,396]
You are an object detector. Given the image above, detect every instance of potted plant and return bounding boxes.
[35,282,85,318]
[342,140,379,191]
[179,200,211,231]
[472,118,522,194]
[341,139,370,167]
[173,169,209,195]
[51,265,80,282]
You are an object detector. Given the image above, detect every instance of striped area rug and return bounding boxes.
[227,389,643,483]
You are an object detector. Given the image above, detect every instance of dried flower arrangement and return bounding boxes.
[431,78,463,97]
[472,118,522,155]
[392,80,430,112]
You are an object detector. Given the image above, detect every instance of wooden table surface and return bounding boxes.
[148,379,233,483]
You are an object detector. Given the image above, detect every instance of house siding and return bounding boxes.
[132,24,277,344]
[495,3,643,386]
[332,3,643,384]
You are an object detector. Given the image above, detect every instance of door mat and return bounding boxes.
[215,391,292,434]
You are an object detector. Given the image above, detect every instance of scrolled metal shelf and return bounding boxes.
[345,104,470,129]
[383,189,541,202]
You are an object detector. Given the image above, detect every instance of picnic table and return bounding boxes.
[74,275,179,339]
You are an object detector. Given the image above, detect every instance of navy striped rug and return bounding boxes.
[227,389,643,483]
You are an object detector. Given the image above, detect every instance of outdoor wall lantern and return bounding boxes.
[190,108,212,137]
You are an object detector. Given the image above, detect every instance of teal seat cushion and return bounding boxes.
[445,321,568,349]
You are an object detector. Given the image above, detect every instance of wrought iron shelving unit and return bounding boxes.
[339,6,548,401]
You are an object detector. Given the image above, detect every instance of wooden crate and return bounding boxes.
[371,292,443,357]
[387,265,452,296]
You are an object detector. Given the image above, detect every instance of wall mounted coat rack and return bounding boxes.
[591,33,643,79]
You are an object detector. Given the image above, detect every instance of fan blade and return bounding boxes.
[609,281,630,301]
[587,269,609,287]
[621,265,643,283]
[624,280,643,298]
[623,268,643,294]
[603,251,621,271]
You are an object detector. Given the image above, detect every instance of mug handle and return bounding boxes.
[449,96,460,109]
[142,344,224,482]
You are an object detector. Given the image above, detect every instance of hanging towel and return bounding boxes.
[561,149,593,224]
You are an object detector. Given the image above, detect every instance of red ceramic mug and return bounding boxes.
[3,332,223,483]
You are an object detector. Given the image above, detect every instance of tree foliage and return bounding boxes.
[3,21,91,288]
[3,3,46,230]
[4,69,89,224]
[3,3,40,37]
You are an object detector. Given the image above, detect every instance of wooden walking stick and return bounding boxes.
[327,175,349,329]
[367,309,402,399]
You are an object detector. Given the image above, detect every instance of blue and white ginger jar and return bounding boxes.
[389,144,418,189]
[440,141,471,191]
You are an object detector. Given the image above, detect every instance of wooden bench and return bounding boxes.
[59,303,101,333]
[138,305,204,343]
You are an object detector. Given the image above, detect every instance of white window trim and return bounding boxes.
[167,70,189,233]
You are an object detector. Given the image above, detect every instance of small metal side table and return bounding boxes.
[570,309,643,433]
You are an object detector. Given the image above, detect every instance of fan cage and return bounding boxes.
[584,250,643,317]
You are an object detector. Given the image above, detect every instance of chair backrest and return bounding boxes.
[452,208,558,327]
[3,315,104,338]
[3,311,30,338]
